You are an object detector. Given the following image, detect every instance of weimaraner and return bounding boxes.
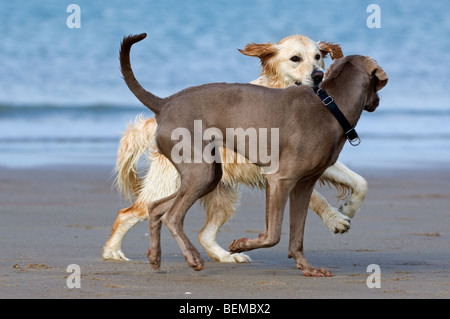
[120,33,388,277]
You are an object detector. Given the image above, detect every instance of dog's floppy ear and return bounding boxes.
[323,59,351,80]
[238,42,278,65]
[318,41,343,60]
[365,57,388,91]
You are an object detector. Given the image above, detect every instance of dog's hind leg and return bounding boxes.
[102,201,148,261]
[103,154,180,261]
[147,192,177,270]
[229,175,296,253]
[288,177,334,277]
[199,182,251,263]
[149,162,223,270]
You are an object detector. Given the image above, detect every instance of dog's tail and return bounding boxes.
[120,33,164,115]
[114,115,158,202]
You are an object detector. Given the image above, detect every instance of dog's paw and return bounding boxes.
[203,245,252,263]
[229,238,249,254]
[302,267,334,277]
[339,199,359,218]
[147,249,161,270]
[220,252,252,263]
[102,247,131,262]
[291,251,334,277]
[185,252,205,271]
[231,253,252,263]
[322,209,351,234]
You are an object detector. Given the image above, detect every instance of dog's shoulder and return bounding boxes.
[284,86,322,110]
[280,85,315,98]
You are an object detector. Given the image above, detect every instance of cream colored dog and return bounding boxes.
[103,35,368,263]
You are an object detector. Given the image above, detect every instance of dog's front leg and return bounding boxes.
[229,176,295,253]
[309,190,351,234]
[288,178,334,277]
[321,161,368,218]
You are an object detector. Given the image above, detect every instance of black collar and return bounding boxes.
[316,88,361,146]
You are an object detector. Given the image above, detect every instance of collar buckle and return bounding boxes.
[317,88,334,106]
[316,88,361,147]
[345,128,361,146]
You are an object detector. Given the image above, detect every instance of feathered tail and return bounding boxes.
[114,115,158,202]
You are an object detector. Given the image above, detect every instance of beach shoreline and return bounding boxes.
[0,164,449,299]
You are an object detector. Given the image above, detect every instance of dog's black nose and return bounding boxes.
[311,70,324,85]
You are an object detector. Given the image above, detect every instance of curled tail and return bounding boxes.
[120,33,164,115]
[114,115,158,202]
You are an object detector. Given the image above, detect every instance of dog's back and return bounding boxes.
[158,82,318,132]
[154,81,341,173]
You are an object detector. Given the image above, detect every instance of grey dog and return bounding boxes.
[120,33,387,276]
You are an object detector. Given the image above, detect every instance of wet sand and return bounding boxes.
[0,164,449,299]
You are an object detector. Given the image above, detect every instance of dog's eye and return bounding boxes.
[315,54,321,60]
[290,56,302,63]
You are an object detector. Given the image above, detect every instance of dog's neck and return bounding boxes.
[319,65,369,128]
[258,68,293,88]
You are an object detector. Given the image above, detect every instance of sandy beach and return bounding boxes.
[1,0,450,306]
[0,164,448,299]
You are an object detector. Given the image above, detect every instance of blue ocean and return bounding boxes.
[1,0,449,169]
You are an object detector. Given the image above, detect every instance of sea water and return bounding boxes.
[0,0,449,169]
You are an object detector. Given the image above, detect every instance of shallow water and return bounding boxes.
[0,0,449,169]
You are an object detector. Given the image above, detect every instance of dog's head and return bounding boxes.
[324,55,388,112]
[239,35,343,90]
